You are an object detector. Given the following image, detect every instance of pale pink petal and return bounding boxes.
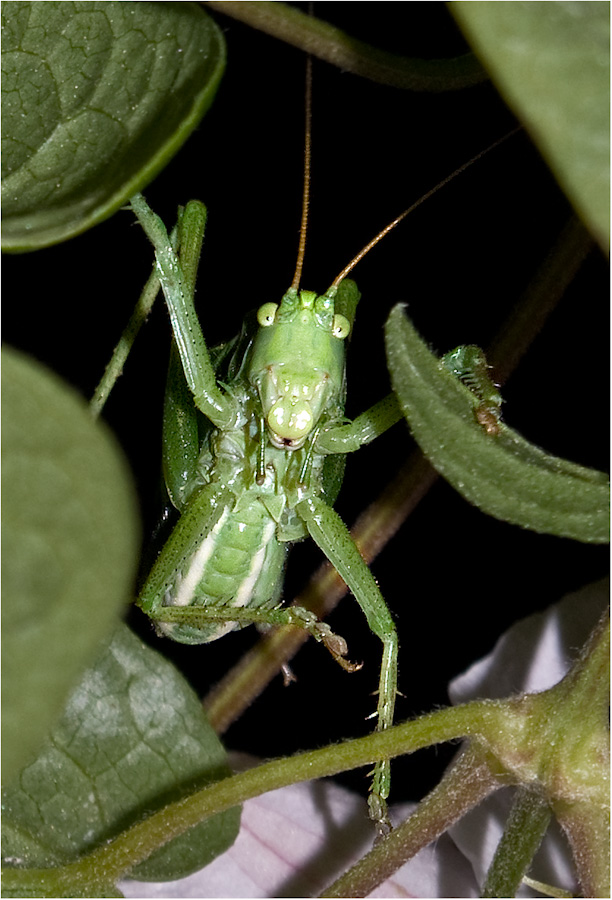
[123,758,477,897]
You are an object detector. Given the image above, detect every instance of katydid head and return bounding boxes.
[248,287,352,450]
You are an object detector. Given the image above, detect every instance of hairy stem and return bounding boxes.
[203,1,485,90]
[322,744,500,897]
[481,787,552,897]
[2,700,508,893]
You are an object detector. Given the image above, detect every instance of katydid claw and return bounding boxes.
[320,629,363,673]
[368,793,393,841]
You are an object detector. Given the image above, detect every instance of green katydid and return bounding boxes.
[130,191,404,835]
[98,120,516,836]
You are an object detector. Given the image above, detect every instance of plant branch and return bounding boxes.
[202,2,486,90]
[544,612,610,898]
[2,699,509,894]
[481,787,552,897]
[322,744,500,897]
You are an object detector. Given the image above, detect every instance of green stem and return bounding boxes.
[322,744,500,897]
[544,613,610,898]
[90,217,182,417]
[481,787,552,898]
[2,699,508,894]
[522,876,574,899]
[90,264,161,417]
[202,1,485,90]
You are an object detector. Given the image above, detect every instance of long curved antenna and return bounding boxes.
[330,127,521,289]
[290,54,313,291]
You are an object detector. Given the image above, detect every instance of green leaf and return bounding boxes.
[1,1,225,251]
[1,882,124,898]
[2,348,140,781]
[451,1,610,248]
[1,625,241,883]
[385,306,610,543]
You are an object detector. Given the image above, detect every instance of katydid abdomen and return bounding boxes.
[158,491,288,645]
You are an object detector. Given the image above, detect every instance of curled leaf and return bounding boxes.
[385,306,609,543]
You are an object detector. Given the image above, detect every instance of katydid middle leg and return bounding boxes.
[296,494,398,837]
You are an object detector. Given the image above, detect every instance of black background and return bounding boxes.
[4,3,608,805]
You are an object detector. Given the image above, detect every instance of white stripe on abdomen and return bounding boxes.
[173,509,230,607]
[232,520,276,608]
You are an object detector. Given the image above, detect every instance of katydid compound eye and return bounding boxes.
[332,314,350,339]
[257,303,278,326]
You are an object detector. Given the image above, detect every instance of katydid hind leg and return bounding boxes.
[296,494,398,836]
[155,602,357,655]
[137,481,235,637]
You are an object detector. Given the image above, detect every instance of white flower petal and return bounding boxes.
[449,579,608,702]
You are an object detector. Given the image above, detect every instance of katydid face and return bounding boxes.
[248,289,350,449]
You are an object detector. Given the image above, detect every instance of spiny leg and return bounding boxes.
[130,193,236,430]
[296,494,398,837]
[149,603,361,671]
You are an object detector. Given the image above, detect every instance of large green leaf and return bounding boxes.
[2,348,140,780]
[451,1,610,248]
[1,1,225,251]
[2,625,241,887]
[385,307,610,543]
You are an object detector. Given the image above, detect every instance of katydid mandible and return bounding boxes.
[131,193,403,835]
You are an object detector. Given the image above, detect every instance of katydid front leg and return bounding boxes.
[296,494,398,837]
[315,392,403,454]
[130,194,236,430]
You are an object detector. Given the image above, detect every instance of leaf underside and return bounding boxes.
[385,307,609,544]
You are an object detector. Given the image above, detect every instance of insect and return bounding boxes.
[118,109,515,836]
[130,187,404,836]
[442,344,503,435]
